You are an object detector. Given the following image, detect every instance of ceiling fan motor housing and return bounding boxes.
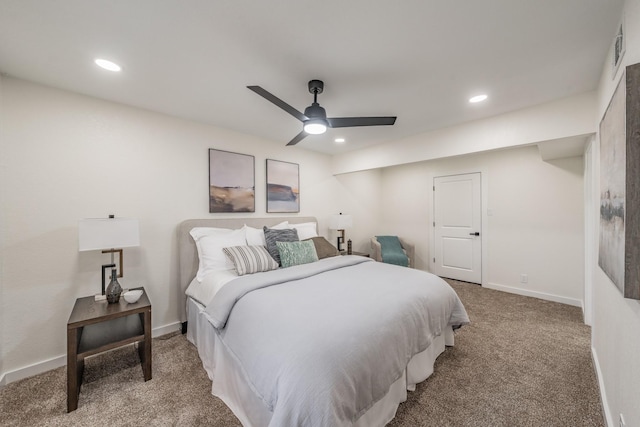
[304,103,327,120]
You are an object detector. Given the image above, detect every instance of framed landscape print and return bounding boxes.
[209,149,255,213]
[598,63,640,300]
[266,159,299,213]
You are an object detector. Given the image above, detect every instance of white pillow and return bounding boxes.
[244,221,289,246]
[190,227,247,281]
[290,222,318,240]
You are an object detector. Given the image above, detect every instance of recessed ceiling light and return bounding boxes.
[469,94,488,103]
[335,138,345,143]
[95,58,122,72]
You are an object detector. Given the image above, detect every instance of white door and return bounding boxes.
[433,173,482,283]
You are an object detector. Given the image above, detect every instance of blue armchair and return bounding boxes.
[370,236,415,268]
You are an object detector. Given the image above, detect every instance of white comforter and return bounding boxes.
[203,256,469,426]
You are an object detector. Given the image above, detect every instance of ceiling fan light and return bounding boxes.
[304,120,327,135]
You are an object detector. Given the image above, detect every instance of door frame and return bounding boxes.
[428,168,488,286]
[583,137,596,326]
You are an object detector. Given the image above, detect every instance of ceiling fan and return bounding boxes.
[247,80,397,146]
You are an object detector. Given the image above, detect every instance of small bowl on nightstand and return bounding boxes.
[123,289,143,304]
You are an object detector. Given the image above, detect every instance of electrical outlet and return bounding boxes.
[619,413,625,427]
[520,274,528,284]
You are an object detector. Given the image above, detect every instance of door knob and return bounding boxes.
[469,232,480,236]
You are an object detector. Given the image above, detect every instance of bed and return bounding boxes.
[178,217,469,427]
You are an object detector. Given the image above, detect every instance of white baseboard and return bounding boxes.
[591,346,613,427]
[152,321,182,338]
[0,354,67,387]
[483,282,582,307]
[0,321,181,387]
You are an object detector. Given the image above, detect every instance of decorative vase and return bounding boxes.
[106,268,122,304]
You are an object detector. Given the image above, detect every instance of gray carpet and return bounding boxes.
[0,280,603,426]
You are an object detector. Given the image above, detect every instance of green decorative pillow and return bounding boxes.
[304,236,339,259]
[276,240,319,268]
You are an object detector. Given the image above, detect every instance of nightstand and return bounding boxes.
[67,287,152,412]
[340,251,370,257]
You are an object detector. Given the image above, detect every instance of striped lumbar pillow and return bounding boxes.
[223,245,279,276]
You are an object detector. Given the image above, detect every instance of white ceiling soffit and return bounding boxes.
[0,1,625,155]
[537,135,592,161]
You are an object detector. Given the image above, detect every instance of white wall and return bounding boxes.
[590,0,640,425]
[333,169,383,254]
[0,77,343,383]
[375,146,584,306]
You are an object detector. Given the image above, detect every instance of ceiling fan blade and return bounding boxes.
[286,131,308,146]
[327,116,397,128]
[247,86,308,122]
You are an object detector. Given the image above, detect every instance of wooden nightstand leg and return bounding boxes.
[67,328,79,412]
[139,310,152,381]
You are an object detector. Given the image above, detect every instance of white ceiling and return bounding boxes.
[0,0,624,155]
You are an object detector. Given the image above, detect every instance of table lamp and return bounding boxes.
[78,216,140,296]
[329,213,353,252]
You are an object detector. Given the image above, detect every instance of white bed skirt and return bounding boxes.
[186,297,454,427]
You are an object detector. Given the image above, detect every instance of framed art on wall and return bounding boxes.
[266,159,299,213]
[209,149,255,213]
[598,63,640,300]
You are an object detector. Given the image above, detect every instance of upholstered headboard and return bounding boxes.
[177,217,318,321]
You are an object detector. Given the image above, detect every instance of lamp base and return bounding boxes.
[101,248,123,278]
[336,229,346,252]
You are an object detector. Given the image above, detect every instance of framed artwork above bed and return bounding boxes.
[209,149,255,213]
[266,159,299,213]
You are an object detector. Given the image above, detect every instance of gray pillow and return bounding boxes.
[304,236,339,259]
[263,226,299,265]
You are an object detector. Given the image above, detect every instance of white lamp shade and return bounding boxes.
[78,218,140,251]
[329,214,353,230]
